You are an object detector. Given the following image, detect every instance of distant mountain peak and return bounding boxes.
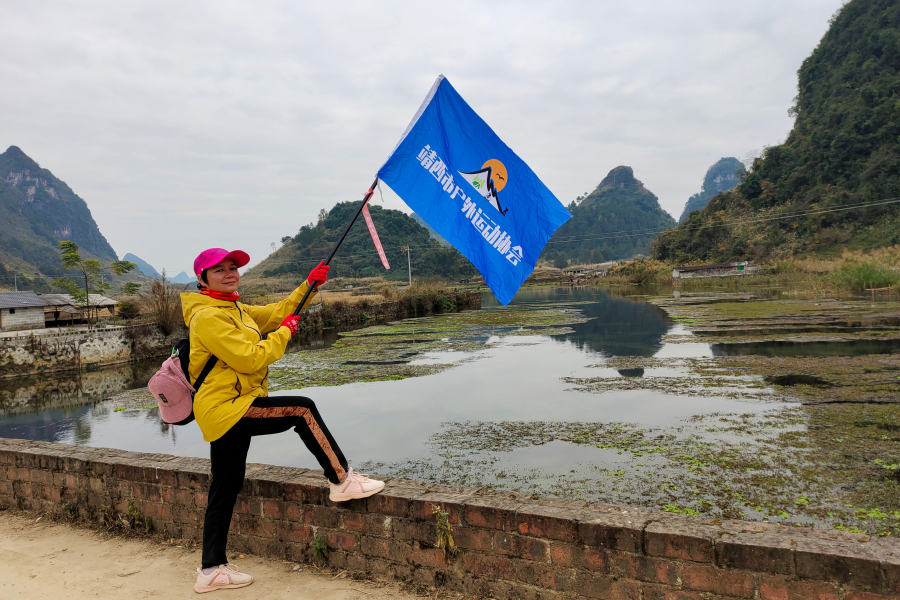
[123,253,161,279]
[544,166,676,264]
[0,146,118,277]
[598,166,639,190]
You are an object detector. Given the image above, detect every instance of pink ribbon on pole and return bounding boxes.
[362,202,390,269]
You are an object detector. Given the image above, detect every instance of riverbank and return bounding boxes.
[0,286,480,381]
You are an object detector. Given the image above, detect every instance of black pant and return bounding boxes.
[201,395,348,568]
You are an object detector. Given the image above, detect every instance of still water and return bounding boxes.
[0,287,786,475]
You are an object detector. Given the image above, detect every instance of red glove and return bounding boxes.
[307,260,330,286]
[280,315,301,336]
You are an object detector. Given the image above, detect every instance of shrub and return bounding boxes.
[140,271,183,336]
[118,301,141,320]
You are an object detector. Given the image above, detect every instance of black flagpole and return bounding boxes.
[291,177,380,317]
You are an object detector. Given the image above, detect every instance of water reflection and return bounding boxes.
[0,361,159,418]
[0,286,784,476]
[483,286,671,357]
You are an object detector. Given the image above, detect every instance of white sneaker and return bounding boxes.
[329,468,385,502]
[194,563,253,593]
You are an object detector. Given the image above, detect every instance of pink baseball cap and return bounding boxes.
[194,248,250,277]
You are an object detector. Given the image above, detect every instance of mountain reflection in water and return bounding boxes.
[483,286,671,357]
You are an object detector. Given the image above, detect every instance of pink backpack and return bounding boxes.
[148,339,218,425]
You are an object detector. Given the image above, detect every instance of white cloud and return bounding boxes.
[0,0,843,273]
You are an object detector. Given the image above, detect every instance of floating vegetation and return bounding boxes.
[269,307,591,390]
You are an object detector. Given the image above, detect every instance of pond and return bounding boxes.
[2,286,897,534]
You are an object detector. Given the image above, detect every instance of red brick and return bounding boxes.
[461,552,516,580]
[645,516,717,563]
[575,571,640,600]
[876,539,900,594]
[278,521,314,543]
[283,471,329,505]
[518,501,583,542]
[365,486,412,518]
[549,542,582,568]
[758,575,840,600]
[579,505,650,553]
[262,500,284,519]
[716,532,794,575]
[464,490,526,532]
[409,547,449,569]
[360,536,410,562]
[320,531,356,550]
[643,587,704,600]
[454,527,494,552]
[794,538,883,590]
[233,495,263,516]
[494,531,549,560]
[610,553,679,586]
[341,511,364,531]
[141,502,171,521]
[514,560,576,591]
[29,470,53,485]
[171,504,203,525]
[682,564,754,598]
[409,486,475,524]
[393,519,435,544]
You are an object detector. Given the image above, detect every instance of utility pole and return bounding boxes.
[14,274,17,292]
[405,246,412,285]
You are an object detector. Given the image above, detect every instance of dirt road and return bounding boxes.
[1,512,418,599]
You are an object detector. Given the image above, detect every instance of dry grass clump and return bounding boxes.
[139,271,184,335]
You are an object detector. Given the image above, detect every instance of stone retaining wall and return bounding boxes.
[0,291,482,380]
[1,438,897,599]
[0,324,179,380]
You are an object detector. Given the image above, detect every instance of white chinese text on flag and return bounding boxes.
[377,75,571,304]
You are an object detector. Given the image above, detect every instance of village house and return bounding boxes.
[0,291,48,332]
[41,293,119,326]
[672,261,756,279]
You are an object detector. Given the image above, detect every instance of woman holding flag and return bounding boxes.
[183,248,384,593]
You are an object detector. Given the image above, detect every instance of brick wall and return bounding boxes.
[1,438,898,599]
[0,306,45,331]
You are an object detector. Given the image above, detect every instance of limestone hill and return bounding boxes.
[678,157,744,223]
[543,166,676,265]
[655,0,900,263]
[244,201,476,283]
[0,146,117,289]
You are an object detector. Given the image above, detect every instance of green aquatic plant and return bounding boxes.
[309,535,329,562]
[432,504,456,561]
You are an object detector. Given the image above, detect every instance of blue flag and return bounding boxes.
[377,75,571,305]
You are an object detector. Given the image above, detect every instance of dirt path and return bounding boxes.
[0,512,419,599]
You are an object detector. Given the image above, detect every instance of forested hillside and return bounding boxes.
[655,0,900,263]
[0,146,117,284]
[247,201,476,282]
[678,157,744,223]
[542,166,676,265]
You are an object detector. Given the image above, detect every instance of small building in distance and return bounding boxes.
[0,291,48,331]
[672,262,756,280]
[42,293,119,326]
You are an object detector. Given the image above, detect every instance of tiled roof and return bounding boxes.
[41,293,118,307]
[0,291,48,309]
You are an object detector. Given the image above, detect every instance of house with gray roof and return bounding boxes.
[0,291,48,331]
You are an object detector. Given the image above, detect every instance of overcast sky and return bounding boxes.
[1,1,844,276]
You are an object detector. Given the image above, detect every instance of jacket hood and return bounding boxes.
[181,292,235,326]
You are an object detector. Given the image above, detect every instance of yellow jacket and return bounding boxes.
[181,283,317,442]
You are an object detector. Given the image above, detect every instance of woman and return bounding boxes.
[183,248,384,594]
